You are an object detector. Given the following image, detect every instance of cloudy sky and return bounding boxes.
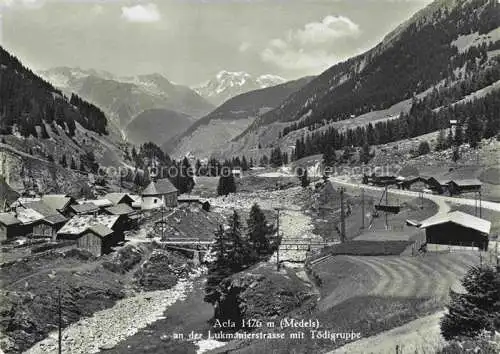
[0,0,433,85]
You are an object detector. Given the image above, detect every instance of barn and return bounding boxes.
[0,213,23,241]
[420,211,491,250]
[32,214,68,240]
[141,179,178,210]
[57,214,126,242]
[69,203,100,216]
[77,224,122,257]
[447,179,482,196]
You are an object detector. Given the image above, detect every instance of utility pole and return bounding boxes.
[385,185,389,230]
[58,287,62,354]
[361,188,365,230]
[479,191,482,218]
[275,208,281,271]
[340,188,346,243]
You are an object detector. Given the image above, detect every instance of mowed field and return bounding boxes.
[314,253,479,312]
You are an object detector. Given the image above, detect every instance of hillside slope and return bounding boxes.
[125,108,195,145]
[166,76,313,158]
[0,47,130,197]
[224,0,500,160]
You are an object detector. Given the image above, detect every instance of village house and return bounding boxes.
[141,178,178,210]
[0,213,23,241]
[104,203,139,228]
[40,194,77,217]
[76,224,121,257]
[420,211,491,250]
[57,214,127,242]
[69,203,100,216]
[447,179,482,196]
[103,193,134,207]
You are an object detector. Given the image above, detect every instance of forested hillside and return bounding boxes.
[259,0,499,132]
[0,46,108,137]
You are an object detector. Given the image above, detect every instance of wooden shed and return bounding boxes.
[0,213,23,241]
[420,211,491,250]
[77,224,121,257]
[448,179,482,196]
[32,214,68,240]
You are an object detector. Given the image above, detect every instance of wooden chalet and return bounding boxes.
[40,195,77,217]
[420,211,491,250]
[57,214,126,242]
[32,214,68,240]
[104,203,139,228]
[425,177,451,195]
[77,224,122,257]
[447,179,482,196]
[69,203,100,216]
[177,195,211,211]
[0,213,23,241]
[103,193,134,207]
[15,201,67,239]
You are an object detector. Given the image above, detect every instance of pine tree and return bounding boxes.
[247,203,274,259]
[204,225,232,305]
[70,157,77,170]
[226,210,252,270]
[441,265,500,340]
[217,173,236,196]
[322,144,336,167]
[436,129,447,151]
[298,168,310,188]
[60,154,67,168]
[454,123,464,146]
[417,141,431,156]
[360,143,371,164]
[466,115,483,148]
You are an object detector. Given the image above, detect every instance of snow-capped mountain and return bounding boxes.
[193,71,286,106]
[39,68,214,141]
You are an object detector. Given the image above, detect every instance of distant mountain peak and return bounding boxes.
[193,71,286,106]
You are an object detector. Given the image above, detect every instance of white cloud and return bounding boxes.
[294,15,360,45]
[261,15,360,72]
[121,3,160,23]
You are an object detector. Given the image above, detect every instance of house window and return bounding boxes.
[154,199,157,204]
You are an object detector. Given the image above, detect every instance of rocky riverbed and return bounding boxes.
[24,271,201,354]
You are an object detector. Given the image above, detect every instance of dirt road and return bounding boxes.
[330,177,500,212]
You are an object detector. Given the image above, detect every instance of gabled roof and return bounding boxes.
[0,212,20,226]
[420,211,491,234]
[10,197,41,208]
[43,214,68,225]
[142,179,178,196]
[70,203,100,215]
[40,195,75,211]
[103,193,134,206]
[79,199,113,208]
[58,214,120,235]
[24,201,58,217]
[105,203,134,215]
[15,207,45,224]
[87,224,114,238]
[450,179,482,187]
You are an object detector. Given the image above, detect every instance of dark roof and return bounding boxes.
[104,193,134,206]
[142,179,178,196]
[450,179,482,187]
[43,214,68,225]
[24,201,57,217]
[0,212,20,226]
[420,211,491,234]
[105,204,134,215]
[40,195,75,211]
[70,203,100,214]
[86,224,114,238]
